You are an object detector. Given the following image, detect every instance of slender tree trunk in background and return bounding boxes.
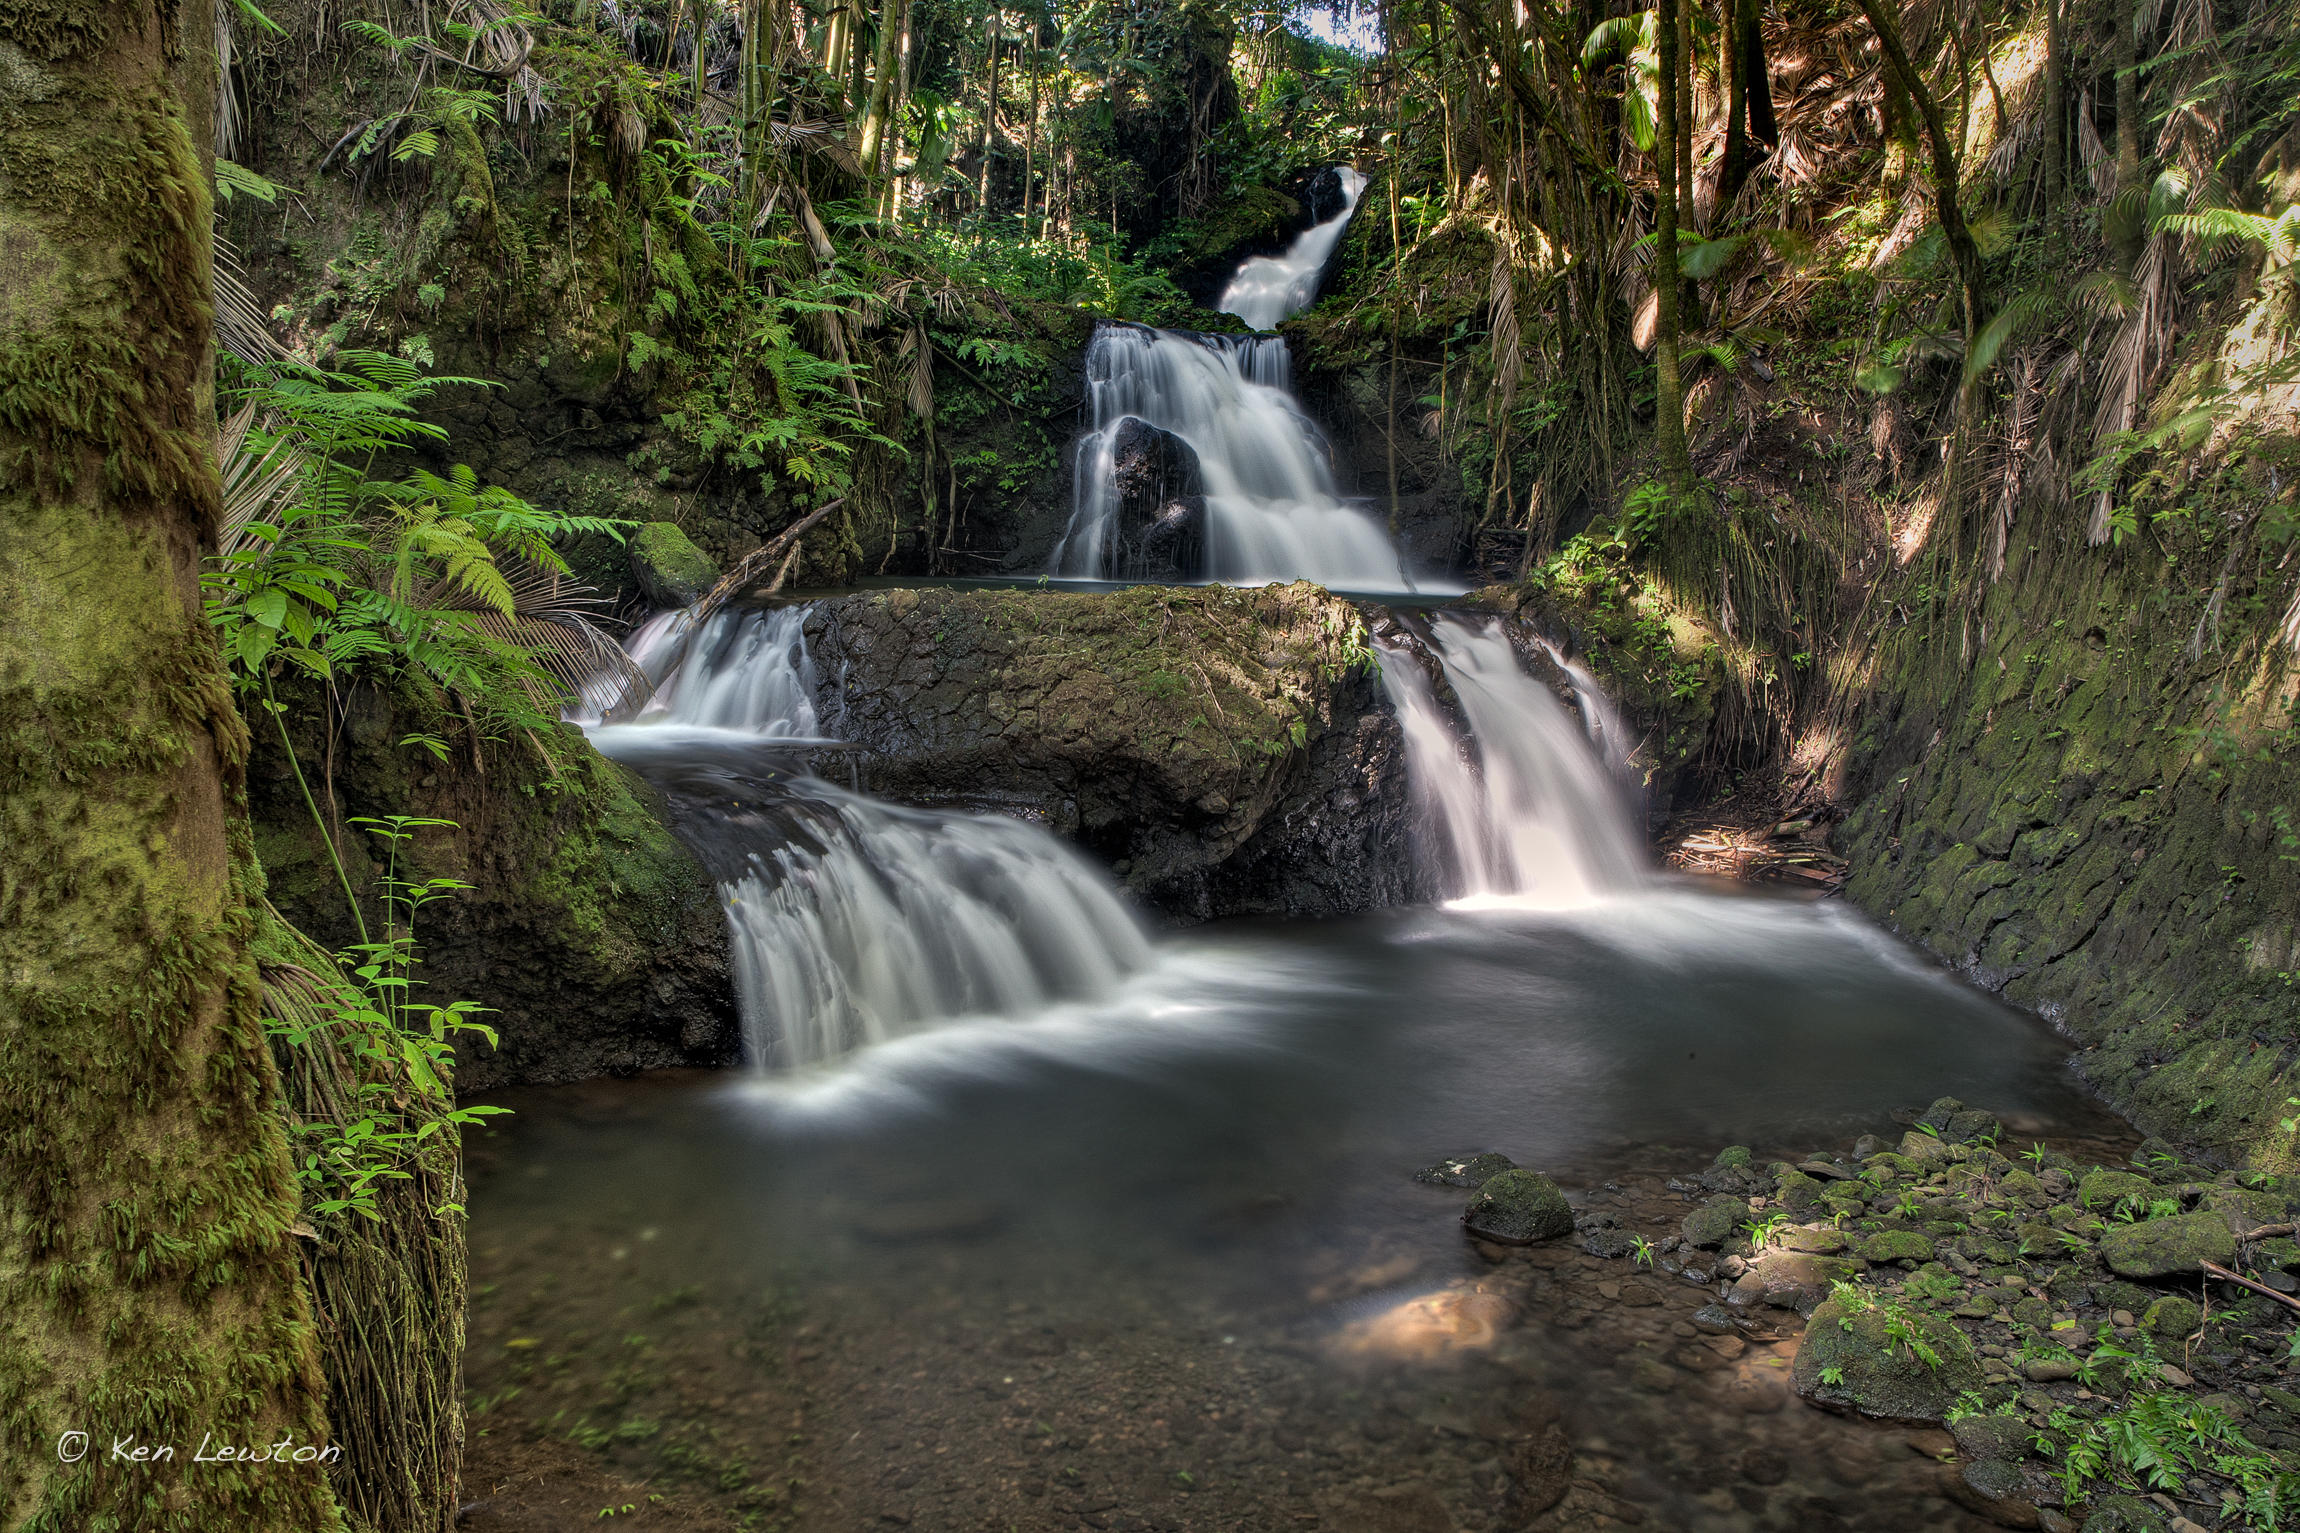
[978,14,1000,216]
[0,2,343,1528]
[2113,0,2142,268]
[1854,0,1983,346]
[887,0,916,221]
[1721,0,1747,206]
[2042,0,2066,222]
[1674,0,1694,229]
[859,0,900,172]
[1024,30,1040,235]
[1853,0,1987,501]
[1653,0,1694,491]
[826,1,853,111]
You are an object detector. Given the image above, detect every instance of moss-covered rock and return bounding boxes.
[2097,1210,2237,1278]
[2141,1294,2203,1338]
[1774,1164,1826,1211]
[1859,1230,1938,1264]
[2079,1495,2170,1533]
[251,680,733,1090]
[628,521,719,608]
[1793,1295,1986,1422]
[806,584,1416,920]
[1462,1170,1574,1245]
[1416,1151,1516,1188]
[2077,1168,2156,1209]
[1683,1195,1751,1248]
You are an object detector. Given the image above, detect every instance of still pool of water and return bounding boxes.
[463,886,2133,1533]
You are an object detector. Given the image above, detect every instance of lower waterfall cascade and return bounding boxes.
[583,601,1150,1071]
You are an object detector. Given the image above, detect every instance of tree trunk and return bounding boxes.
[1721,0,1747,207]
[1674,0,1695,229]
[2113,0,2143,268]
[1851,0,1984,348]
[978,14,1000,216]
[859,0,901,171]
[0,2,344,1528]
[2042,0,2065,220]
[1654,0,1695,491]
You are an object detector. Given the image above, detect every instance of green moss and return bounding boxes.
[1793,1295,1985,1421]
[0,25,344,1524]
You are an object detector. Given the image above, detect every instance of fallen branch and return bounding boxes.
[692,499,844,626]
[2199,1259,2300,1315]
[2239,1223,2298,1242]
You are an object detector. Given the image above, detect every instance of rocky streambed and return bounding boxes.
[1422,1100,2300,1531]
[459,1058,2281,1533]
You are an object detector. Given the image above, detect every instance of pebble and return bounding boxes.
[1741,1448,1789,1485]
[2161,1364,2196,1387]
[2112,1309,2136,1327]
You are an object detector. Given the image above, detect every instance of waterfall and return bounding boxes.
[721,786,1151,1070]
[1216,167,1367,331]
[584,604,1150,1072]
[1046,326,1419,589]
[1377,614,1647,909]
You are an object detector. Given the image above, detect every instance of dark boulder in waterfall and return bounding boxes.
[1105,417,1206,580]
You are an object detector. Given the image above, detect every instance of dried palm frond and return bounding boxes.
[2088,236,2178,542]
[904,325,934,419]
[2078,89,2112,197]
[215,237,288,365]
[218,402,307,553]
[215,3,241,159]
[772,118,865,176]
[1486,223,1524,437]
[427,558,650,710]
[259,902,465,1533]
[1988,352,2040,579]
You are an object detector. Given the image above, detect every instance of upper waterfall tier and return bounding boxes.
[1377,614,1648,909]
[1047,326,1430,591]
[1217,167,1367,330]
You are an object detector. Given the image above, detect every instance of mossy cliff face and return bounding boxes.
[248,682,734,1089]
[1834,530,2300,1167]
[804,582,1420,920]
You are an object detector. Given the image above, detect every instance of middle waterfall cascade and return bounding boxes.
[1047,326,1419,589]
[1378,615,1649,908]
[583,603,1151,1071]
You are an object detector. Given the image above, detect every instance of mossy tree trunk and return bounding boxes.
[0,2,343,1527]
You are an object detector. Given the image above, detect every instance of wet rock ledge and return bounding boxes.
[1423,1100,2300,1531]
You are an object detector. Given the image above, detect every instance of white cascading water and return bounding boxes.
[1377,614,1647,909]
[1047,327,1416,589]
[582,604,1150,1071]
[593,606,823,737]
[722,791,1151,1071]
[1216,167,1367,331]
